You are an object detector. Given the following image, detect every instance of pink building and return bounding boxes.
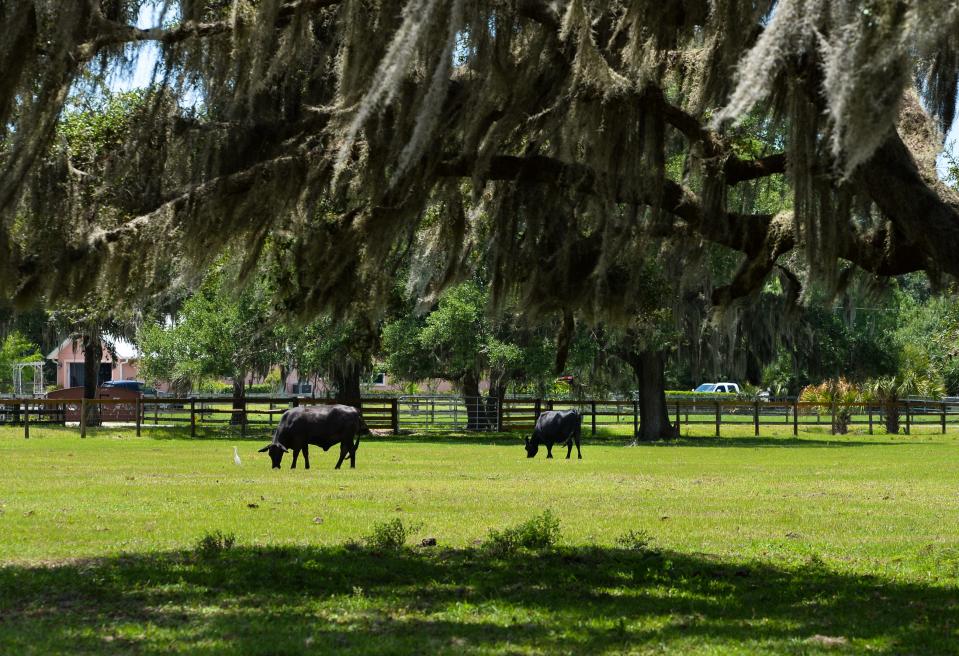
[274,370,487,396]
[46,337,141,389]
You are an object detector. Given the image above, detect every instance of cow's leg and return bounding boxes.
[350,444,356,468]
[546,444,553,459]
[291,448,300,469]
[303,445,310,469]
[575,426,582,459]
[566,438,573,459]
[334,442,348,469]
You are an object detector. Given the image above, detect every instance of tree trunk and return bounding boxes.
[884,400,900,434]
[333,361,362,407]
[460,371,485,431]
[486,380,508,432]
[628,350,677,442]
[82,337,102,427]
[231,376,246,426]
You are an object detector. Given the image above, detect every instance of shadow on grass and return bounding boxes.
[670,435,919,448]
[1,544,956,655]
[29,426,930,450]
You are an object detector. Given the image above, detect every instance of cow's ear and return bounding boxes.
[258,445,271,452]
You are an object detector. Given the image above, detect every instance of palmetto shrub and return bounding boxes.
[799,378,862,434]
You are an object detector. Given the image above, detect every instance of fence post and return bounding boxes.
[534,399,542,421]
[496,397,504,432]
[753,401,760,436]
[591,401,596,436]
[633,400,639,439]
[675,402,680,430]
[942,402,947,435]
[905,403,911,435]
[391,397,400,434]
[715,401,721,437]
[13,401,20,425]
[135,396,141,437]
[868,405,873,435]
[80,398,87,438]
[292,396,299,408]
[241,398,247,437]
[24,401,29,439]
[190,397,196,438]
[793,400,799,436]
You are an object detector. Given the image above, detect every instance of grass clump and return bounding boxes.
[363,518,413,551]
[483,510,561,556]
[615,528,653,551]
[195,531,236,558]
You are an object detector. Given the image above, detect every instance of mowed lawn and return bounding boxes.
[0,426,958,654]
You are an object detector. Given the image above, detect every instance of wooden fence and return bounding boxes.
[500,398,959,437]
[1,396,957,438]
[0,396,399,438]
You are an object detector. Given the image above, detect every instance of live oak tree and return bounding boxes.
[284,315,378,403]
[381,280,557,429]
[5,2,959,439]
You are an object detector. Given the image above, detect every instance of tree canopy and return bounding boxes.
[3,1,959,327]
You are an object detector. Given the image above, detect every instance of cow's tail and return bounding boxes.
[358,415,372,436]
[353,434,361,455]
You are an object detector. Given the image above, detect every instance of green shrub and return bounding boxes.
[198,380,232,394]
[246,383,274,394]
[482,511,561,556]
[195,530,236,558]
[615,529,653,551]
[363,518,412,551]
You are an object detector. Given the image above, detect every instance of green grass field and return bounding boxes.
[1,425,958,654]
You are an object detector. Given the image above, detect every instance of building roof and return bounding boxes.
[46,335,140,361]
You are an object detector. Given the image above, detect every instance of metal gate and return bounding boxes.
[397,396,500,432]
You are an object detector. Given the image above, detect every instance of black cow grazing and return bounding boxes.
[525,410,583,459]
[258,404,370,469]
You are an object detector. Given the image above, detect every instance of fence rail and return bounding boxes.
[2,395,958,439]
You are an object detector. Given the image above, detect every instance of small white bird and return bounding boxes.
[233,446,242,466]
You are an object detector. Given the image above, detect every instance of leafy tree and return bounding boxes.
[137,266,282,417]
[285,316,377,403]
[0,332,42,394]
[381,281,558,428]
[894,294,959,395]
[0,304,52,356]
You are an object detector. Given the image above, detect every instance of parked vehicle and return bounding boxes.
[101,380,158,396]
[693,382,741,394]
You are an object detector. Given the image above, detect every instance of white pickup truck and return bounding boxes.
[693,382,741,394]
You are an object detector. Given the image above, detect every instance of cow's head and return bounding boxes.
[524,435,538,458]
[258,443,289,468]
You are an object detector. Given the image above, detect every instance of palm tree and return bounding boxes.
[866,348,945,434]
[48,298,139,427]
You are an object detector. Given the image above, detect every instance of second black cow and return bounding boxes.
[525,410,583,459]
[258,404,369,469]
